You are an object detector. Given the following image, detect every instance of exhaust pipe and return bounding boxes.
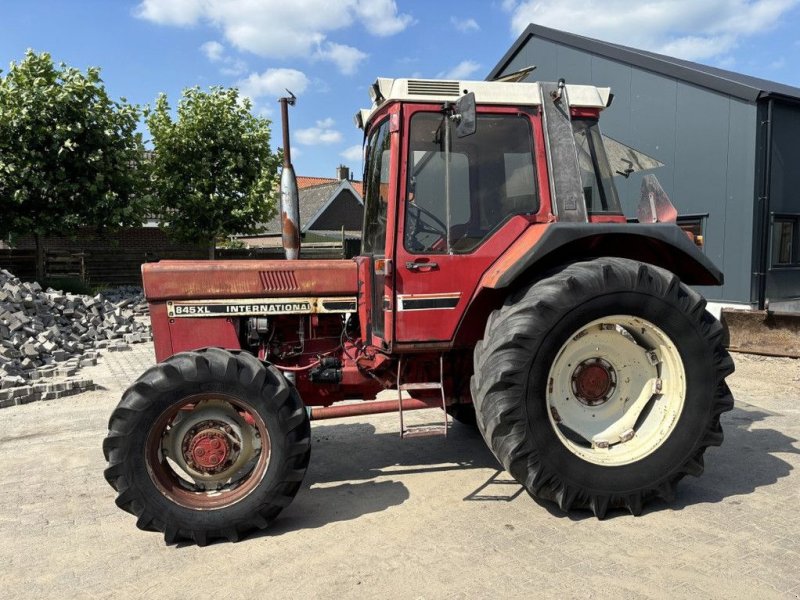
[279,90,300,260]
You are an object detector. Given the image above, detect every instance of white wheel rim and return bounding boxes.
[545,315,686,466]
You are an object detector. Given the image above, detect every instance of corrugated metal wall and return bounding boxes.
[765,101,800,306]
[499,37,758,304]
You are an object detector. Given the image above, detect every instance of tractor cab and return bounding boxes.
[353,77,624,351]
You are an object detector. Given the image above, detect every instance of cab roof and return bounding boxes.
[355,77,612,130]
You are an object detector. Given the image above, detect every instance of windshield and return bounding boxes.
[572,119,622,214]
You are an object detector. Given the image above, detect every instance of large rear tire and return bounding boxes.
[103,348,310,545]
[471,258,734,517]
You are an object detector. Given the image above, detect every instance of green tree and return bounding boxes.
[0,50,147,280]
[146,87,281,258]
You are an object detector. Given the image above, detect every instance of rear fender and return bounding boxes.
[453,223,723,346]
[483,222,722,289]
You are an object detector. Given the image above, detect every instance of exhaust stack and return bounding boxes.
[279,91,300,260]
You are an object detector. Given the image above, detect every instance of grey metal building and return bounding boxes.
[488,24,800,310]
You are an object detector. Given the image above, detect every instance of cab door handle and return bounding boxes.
[405,261,438,271]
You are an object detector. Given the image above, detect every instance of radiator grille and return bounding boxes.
[259,270,298,291]
[407,80,461,97]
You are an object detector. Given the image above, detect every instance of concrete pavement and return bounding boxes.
[0,344,798,599]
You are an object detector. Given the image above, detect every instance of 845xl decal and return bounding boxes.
[166,297,355,317]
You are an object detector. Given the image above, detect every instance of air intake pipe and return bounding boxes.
[279,91,300,260]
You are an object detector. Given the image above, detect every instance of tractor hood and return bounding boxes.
[142,259,358,302]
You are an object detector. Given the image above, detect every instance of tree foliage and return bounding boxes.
[146,87,281,253]
[0,50,147,242]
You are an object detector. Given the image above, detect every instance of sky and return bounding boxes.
[2,0,799,179]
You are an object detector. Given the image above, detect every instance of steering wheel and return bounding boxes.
[405,202,448,252]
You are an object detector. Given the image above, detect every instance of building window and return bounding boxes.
[771,215,799,267]
[676,214,707,248]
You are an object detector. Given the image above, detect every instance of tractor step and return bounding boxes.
[401,425,449,438]
[397,355,448,439]
[399,382,443,391]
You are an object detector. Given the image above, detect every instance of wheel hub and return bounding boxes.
[181,421,241,475]
[188,429,231,471]
[547,316,686,466]
[571,358,616,406]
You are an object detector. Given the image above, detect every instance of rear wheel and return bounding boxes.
[103,348,310,545]
[471,258,734,517]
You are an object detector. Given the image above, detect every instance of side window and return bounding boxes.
[572,118,622,214]
[502,152,537,218]
[361,119,391,255]
[405,112,537,254]
[772,216,799,267]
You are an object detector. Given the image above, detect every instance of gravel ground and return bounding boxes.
[0,345,798,599]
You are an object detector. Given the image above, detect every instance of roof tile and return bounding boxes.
[298,176,363,196]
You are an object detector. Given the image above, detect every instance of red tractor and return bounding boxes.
[103,76,733,545]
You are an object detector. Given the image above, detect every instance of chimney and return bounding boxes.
[336,164,350,181]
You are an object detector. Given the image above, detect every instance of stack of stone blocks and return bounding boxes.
[0,269,152,408]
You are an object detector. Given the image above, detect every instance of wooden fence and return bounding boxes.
[0,249,36,280]
[0,240,359,287]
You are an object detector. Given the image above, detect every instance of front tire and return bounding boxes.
[471,258,734,517]
[103,348,311,545]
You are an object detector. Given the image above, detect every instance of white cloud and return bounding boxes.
[355,0,414,36]
[295,118,343,145]
[341,144,363,163]
[502,0,798,61]
[437,60,482,80]
[237,68,310,100]
[135,0,204,26]
[315,41,368,75]
[200,40,225,62]
[200,40,248,76]
[136,0,412,75]
[451,17,480,33]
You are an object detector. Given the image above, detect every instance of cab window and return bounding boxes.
[572,118,622,214]
[405,112,537,254]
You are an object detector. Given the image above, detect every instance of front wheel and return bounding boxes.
[471,258,734,517]
[103,348,310,545]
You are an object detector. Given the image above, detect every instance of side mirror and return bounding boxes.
[454,92,476,138]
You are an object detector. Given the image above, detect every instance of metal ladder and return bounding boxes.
[397,354,448,438]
